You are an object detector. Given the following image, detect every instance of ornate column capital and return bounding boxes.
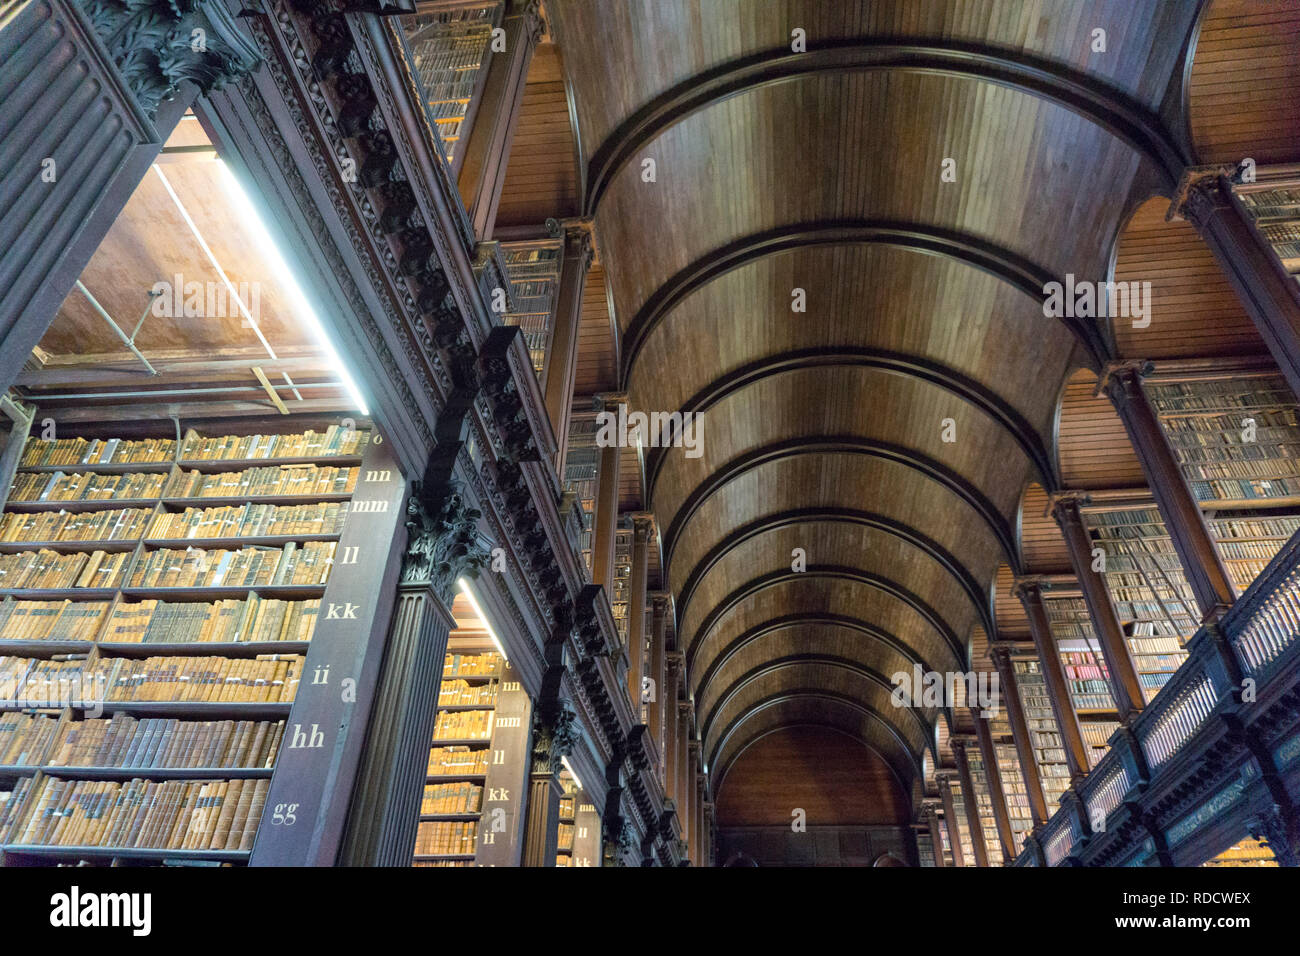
[547,216,598,269]
[630,512,655,541]
[399,483,490,602]
[1167,165,1239,229]
[76,0,262,120]
[531,701,579,777]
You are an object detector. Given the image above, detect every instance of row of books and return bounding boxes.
[21,437,176,468]
[101,597,319,646]
[414,819,477,857]
[0,713,59,766]
[0,549,129,590]
[0,599,109,642]
[420,782,483,815]
[19,428,368,470]
[1081,721,1120,749]
[175,427,367,462]
[438,678,499,707]
[4,775,269,851]
[9,471,167,504]
[47,716,286,770]
[442,653,500,677]
[432,709,492,741]
[0,654,303,705]
[0,507,153,543]
[427,745,489,777]
[1192,476,1300,501]
[127,542,336,589]
[148,503,347,540]
[164,465,357,500]
[87,655,304,703]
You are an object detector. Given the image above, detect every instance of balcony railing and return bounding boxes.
[1018,524,1300,864]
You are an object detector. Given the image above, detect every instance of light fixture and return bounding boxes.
[458,577,506,661]
[561,755,583,792]
[213,160,369,414]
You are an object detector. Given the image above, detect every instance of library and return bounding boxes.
[0,0,1298,872]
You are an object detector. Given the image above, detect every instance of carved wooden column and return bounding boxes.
[990,646,1050,825]
[521,703,578,867]
[677,701,692,844]
[663,654,681,816]
[1172,171,1300,403]
[590,393,623,595]
[626,514,653,710]
[1103,363,1237,619]
[686,742,700,864]
[937,772,966,867]
[1015,578,1091,783]
[923,801,946,866]
[970,707,1016,863]
[543,222,595,474]
[1052,495,1146,721]
[951,739,989,866]
[0,0,260,393]
[648,594,669,779]
[338,476,490,866]
[702,800,714,868]
[455,0,544,239]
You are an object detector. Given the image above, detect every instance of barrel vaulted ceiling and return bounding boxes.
[548,0,1208,804]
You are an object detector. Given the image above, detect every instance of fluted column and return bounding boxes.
[990,646,1049,825]
[663,654,682,815]
[1172,170,1300,403]
[1103,363,1237,618]
[590,394,624,596]
[677,701,692,841]
[626,514,653,710]
[952,739,989,867]
[455,0,544,238]
[543,222,595,475]
[937,772,966,867]
[924,801,946,867]
[1052,495,1145,721]
[971,707,1016,862]
[521,704,578,867]
[1015,578,1091,783]
[648,595,669,781]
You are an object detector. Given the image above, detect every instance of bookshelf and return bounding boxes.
[402,2,503,167]
[0,421,395,866]
[1207,513,1300,592]
[1236,185,1300,280]
[1041,593,1119,768]
[1012,659,1070,811]
[501,240,563,379]
[562,417,601,576]
[1084,507,1195,702]
[1145,373,1300,510]
[415,642,532,866]
[994,734,1034,852]
[965,748,1004,865]
[554,770,576,866]
[1201,836,1278,867]
[611,527,633,646]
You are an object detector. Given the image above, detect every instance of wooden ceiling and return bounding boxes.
[546,0,1245,810]
[17,115,351,425]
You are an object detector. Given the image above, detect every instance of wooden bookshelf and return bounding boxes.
[1012,659,1070,810]
[1235,185,1300,278]
[401,2,503,167]
[965,748,1004,865]
[501,239,563,378]
[417,642,533,866]
[562,417,601,576]
[1083,506,1195,702]
[0,421,384,866]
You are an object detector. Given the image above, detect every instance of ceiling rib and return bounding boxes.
[659,436,1022,576]
[583,38,1185,216]
[698,655,935,758]
[618,221,1110,386]
[644,347,1058,499]
[684,565,969,676]
[708,691,924,791]
[673,507,995,642]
